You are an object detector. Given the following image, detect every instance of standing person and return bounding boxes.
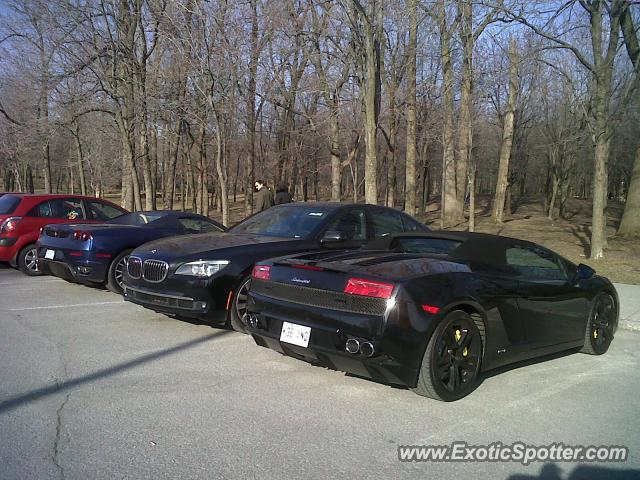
[274,181,293,205]
[254,179,274,212]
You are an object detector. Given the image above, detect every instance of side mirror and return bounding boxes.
[574,263,595,282]
[320,230,346,243]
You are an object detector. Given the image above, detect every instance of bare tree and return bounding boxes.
[0,1,73,193]
[617,1,640,237]
[437,0,457,226]
[492,37,519,223]
[345,0,383,204]
[309,1,352,202]
[505,0,627,258]
[404,0,418,214]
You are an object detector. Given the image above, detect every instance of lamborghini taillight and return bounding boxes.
[344,278,395,299]
[252,265,271,280]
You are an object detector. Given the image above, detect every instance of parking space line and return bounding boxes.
[0,279,63,286]
[9,301,125,311]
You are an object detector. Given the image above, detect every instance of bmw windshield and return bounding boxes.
[229,206,329,238]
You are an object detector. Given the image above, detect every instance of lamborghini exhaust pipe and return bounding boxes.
[360,341,375,358]
[345,338,375,357]
[345,338,360,354]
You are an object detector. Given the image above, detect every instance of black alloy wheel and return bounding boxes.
[581,293,616,355]
[413,310,483,401]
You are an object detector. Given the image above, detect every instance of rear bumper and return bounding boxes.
[38,257,108,284]
[245,291,419,387]
[37,245,109,284]
[250,332,417,387]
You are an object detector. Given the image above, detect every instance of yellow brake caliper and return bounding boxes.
[593,329,598,339]
[455,329,469,357]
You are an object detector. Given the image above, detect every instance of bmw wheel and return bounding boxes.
[229,276,251,332]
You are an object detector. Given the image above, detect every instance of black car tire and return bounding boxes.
[106,250,133,295]
[229,275,252,332]
[17,244,44,276]
[412,310,483,401]
[580,292,616,355]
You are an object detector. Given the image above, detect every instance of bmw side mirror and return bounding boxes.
[320,230,346,243]
[574,263,595,283]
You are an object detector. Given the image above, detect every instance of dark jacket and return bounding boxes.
[274,182,293,205]
[255,186,274,211]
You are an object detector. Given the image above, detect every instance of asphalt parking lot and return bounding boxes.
[1,263,639,480]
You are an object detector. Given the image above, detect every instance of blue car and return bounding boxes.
[37,211,226,293]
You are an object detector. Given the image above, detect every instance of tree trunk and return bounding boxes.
[72,121,87,196]
[139,121,154,210]
[590,132,609,259]
[245,0,259,216]
[618,145,640,236]
[548,176,559,220]
[214,125,229,226]
[468,163,476,232]
[405,0,418,215]
[38,33,52,193]
[163,126,181,210]
[121,159,133,211]
[117,107,142,211]
[362,1,382,205]
[439,0,457,226]
[455,0,473,221]
[491,38,518,223]
[587,3,618,260]
[329,102,341,201]
[617,2,640,236]
[386,85,397,208]
[200,124,210,217]
[136,21,155,211]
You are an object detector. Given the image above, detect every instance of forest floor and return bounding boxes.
[104,192,640,285]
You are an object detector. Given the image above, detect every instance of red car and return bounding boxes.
[0,194,128,275]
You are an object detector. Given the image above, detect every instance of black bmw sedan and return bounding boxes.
[122,202,427,330]
[244,232,619,401]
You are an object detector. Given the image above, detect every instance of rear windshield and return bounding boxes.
[391,237,462,255]
[0,195,21,215]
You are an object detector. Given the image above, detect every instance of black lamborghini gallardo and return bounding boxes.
[243,232,619,401]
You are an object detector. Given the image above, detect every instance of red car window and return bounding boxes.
[27,201,53,218]
[49,198,86,220]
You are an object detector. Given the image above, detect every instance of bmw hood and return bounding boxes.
[132,232,297,258]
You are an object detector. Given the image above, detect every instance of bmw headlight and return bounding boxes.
[175,260,229,278]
